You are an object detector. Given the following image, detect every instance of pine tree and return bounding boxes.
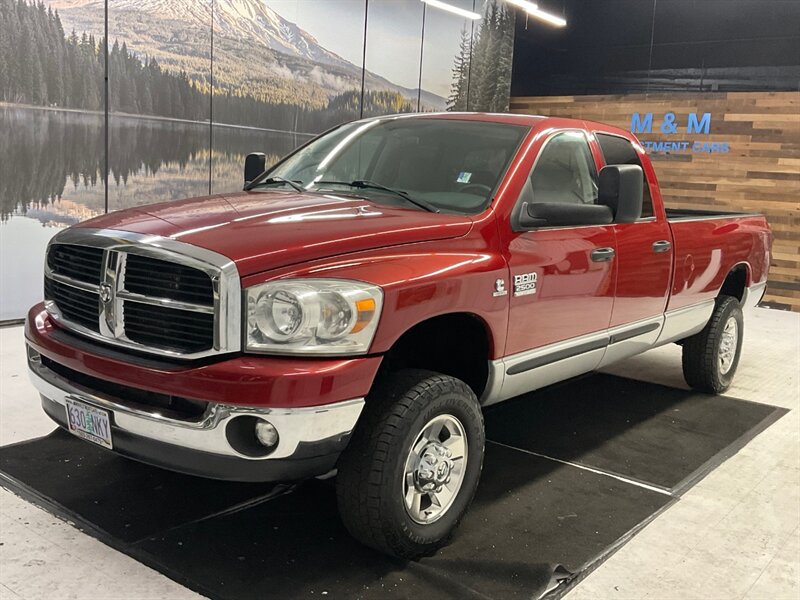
[477,3,499,110]
[464,0,514,112]
[491,6,515,112]
[18,30,35,102]
[31,49,47,104]
[0,0,12,100]
[467,8,488,111]
[109,39,121,110]
[139,59,153,114]
[447,27,472,111]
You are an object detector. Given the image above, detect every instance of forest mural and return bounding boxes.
[0,0,424,129]
[448,2,515,112]
[0,0,516,319]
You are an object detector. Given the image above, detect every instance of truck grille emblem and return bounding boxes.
[98,282,114,304]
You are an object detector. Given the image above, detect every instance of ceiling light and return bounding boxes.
[505,0,539,11]
[421,0,481,20]
[528,7,566,27]
[505,0,567,27]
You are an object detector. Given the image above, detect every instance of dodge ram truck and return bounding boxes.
[26,113,771,558]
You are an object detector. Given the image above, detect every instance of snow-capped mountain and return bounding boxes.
[213,0,351,68]
[47,0,446,108]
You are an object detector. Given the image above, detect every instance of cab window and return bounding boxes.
[596,133,654,218]
[529,131,598,205]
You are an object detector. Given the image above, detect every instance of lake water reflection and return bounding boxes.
[0,105,305,320]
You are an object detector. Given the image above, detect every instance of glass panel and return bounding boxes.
[107,0,213,211]
[210,127,305,195]
[266,117,528,214]
[467,0,516,111]
[420,0,476,112]
[531,132,599,205]
[420,0,516,113]
[210,0,365,194]
[596,133,654,218]
[363,1,424,117]
[0,3,105,319]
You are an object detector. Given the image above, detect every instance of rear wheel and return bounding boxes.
[682,295,744,394]
[336,369,484,559]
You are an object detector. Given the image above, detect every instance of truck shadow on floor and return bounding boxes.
[0,374,785,600]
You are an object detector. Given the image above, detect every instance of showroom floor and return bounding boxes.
[0,307,798,600]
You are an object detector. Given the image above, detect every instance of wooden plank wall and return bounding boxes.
[510,92,800,311]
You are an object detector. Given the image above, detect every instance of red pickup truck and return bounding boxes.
[26,113,771,558]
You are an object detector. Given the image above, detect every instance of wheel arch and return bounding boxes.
[719,262,751,302]
[376,312,494,399]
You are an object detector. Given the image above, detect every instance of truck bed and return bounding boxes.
[665,209,770,312]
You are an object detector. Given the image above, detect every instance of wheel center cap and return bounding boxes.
[415,442,453,492]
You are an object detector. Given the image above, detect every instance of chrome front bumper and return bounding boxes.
[28,351,365,481]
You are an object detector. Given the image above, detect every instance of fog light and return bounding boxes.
[255,420,279,448]
[27,345,41,363]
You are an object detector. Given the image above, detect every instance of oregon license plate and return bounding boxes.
[65,398,113,449]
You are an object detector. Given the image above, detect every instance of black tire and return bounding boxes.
[336,369,484,559]
[682,295,744,394]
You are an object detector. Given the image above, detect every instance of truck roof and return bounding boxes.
[389,111,636,140]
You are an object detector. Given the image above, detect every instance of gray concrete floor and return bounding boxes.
[567,307,800,600]
[1,307,798,600]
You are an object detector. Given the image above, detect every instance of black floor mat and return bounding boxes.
[132,444,670,600]
[485,374,783,492]
[0,374,786,600]
[0,430,281,543]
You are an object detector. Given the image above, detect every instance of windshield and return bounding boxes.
[258,117,529,214]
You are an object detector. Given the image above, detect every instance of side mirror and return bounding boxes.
[244,152,267,188]
[519,202,614,228]
[598,165,643,223]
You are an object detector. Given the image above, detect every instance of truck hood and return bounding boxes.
[76,191,473,276]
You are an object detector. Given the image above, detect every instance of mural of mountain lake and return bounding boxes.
[0,105,308,321]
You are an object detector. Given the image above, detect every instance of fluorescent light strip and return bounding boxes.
[421,0,481,20]
[505,0,539,12]
[505,0,567,27]
[528,7,566,27]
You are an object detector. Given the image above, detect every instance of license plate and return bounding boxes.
[65,398,113,449]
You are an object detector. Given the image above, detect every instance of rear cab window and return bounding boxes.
[595,133,655,218]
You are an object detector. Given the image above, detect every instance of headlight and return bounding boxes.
[245,279,383,355]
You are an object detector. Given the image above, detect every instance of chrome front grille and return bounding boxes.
[44,277,100,332]
[43,229,241,359]
[47,244,104,284]
[124,302,215,353]
[124,254,214,306]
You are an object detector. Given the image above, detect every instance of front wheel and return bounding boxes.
[336,369,485,559]
[682,295,744,394]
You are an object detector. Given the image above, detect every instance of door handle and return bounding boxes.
[590,247,616,262]
[652,240,672,253]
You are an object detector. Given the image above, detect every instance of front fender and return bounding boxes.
[241,241,510,359]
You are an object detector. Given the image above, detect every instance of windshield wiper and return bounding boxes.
[311,180,439,213]
[352,181,440,213]
[249,176,305,193]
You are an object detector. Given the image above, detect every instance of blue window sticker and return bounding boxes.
[456,171,472,184]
